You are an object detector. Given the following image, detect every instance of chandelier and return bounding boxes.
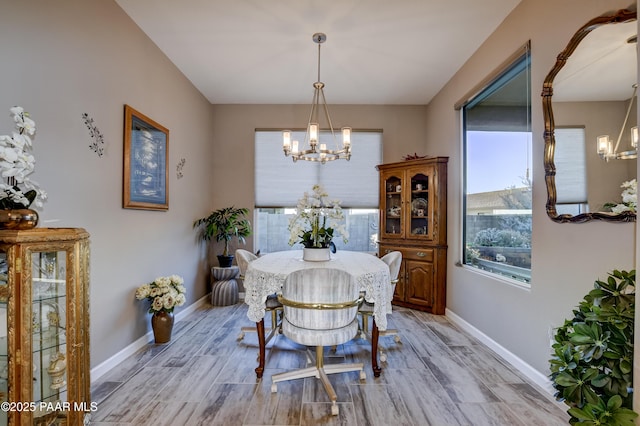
[282,33,351,164]
[596,84,638,161]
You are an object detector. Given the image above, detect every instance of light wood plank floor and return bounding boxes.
[91,303,569,425]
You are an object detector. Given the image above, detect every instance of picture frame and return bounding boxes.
[123,105,169,211]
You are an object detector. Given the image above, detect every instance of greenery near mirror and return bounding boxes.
[549,270,636,425]
[542,8,637,223]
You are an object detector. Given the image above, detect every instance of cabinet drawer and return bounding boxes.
[379,246,434,262]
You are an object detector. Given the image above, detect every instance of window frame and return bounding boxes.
[253,130,383,254]
[458,42,532,286]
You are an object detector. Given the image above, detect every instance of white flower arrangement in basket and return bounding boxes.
[135,275,186,314]
[288,184,349,249]
[0,107,46,210]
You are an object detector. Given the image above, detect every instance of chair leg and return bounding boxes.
[360,314,370,339]
[315,346,351,417]
[272,366,319,385]
[238,308,283,343]
[359,312,401,363]
[318,367,337,406]
[271,344,365,416]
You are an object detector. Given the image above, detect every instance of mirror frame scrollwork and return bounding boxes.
[542,8,637,223]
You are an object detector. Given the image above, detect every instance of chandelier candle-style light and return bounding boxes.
[597,84,638,161]
[282,33,351,164]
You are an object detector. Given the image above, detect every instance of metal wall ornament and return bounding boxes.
[542,8,637,223]
[81,113,105,157]
[176,158,185,179]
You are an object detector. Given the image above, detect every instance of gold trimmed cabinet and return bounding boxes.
[377,158,448,314]
[0,228,91,425]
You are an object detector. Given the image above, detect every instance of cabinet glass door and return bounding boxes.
[0,251,6,426]
[383,174,404,238]
[408,171,431,239]
[31,250,67,414]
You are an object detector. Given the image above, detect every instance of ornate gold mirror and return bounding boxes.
[543,8,637,223]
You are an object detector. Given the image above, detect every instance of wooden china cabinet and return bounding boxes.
[377,157,448,314]
[0,228,91,426]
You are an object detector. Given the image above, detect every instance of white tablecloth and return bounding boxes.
[244,250,392,331]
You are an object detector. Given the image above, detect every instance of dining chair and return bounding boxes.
[358,251,402,362]
[271,268,366,416]
[235,249,283,344]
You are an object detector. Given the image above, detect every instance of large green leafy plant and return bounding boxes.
[193,206,252,257]
[549,269,637,425]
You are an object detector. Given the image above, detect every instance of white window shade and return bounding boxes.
[554,128,588,204]
[255,130,382,207]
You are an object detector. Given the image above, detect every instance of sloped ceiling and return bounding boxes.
[115,0,522,105]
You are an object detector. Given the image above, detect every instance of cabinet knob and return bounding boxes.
[416,252,426,257]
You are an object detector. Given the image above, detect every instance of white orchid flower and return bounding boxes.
[0,107,45,209]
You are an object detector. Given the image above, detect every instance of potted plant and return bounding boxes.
[193,206,252,267]
[287,184,349,261]
[0,106,47,229]
[549,269,637,425]
[135,274,186,344]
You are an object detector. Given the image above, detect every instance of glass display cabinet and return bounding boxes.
[377,158,448,314]
[0,228,90,425]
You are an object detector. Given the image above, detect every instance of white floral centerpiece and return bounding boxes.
[135,275,186,314]
[605,179,637,214]
[0,107,46,210]
[288,184,349,252]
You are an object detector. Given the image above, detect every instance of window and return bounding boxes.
[254,130,382,253]
[461,44,532,284]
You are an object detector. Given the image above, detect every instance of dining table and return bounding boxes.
[243,249,392,378]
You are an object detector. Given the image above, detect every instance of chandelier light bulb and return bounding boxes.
[596,135,612,158]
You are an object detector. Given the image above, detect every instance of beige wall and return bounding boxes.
[209,104,428,253]
[0,1,216,367]
[425,0,636,377]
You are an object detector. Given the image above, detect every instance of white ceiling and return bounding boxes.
[115,0,522,105]
[553,20,637,102]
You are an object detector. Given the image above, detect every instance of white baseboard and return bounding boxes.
[90,294,210,382]
[445,308,557,398]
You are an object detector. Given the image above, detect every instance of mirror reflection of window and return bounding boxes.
[554,127,588,216]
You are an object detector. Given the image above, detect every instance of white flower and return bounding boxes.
[175,294,186,306]
[607,179,637,214]
[151,297,164,312]
[135,284,151,300]
[162,293,176,310]
[287,185,349,248]
[0,107,45,209]
[135,275,186,314]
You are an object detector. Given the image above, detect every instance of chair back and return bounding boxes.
[380,251,402,297]
[280,268,361,330]
[235,249,258,276]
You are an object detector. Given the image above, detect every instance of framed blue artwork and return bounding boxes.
[123,105,169,210]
